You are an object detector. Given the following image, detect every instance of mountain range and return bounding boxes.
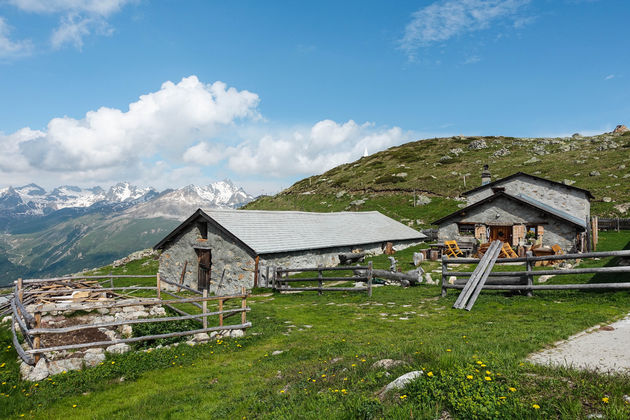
[0,180,254,285]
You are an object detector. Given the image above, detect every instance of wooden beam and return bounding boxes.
[26,322,252,354]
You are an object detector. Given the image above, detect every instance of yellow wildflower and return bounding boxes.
[466,375,473,380]
[509,387,516,392]
[427,372,434,377]
[602,397,609,403]
[484,376,491,381]
[532,404,540,409]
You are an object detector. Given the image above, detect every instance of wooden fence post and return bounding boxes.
[156,273,161,300]
[265,266,270,288]
[218,299,224,327]
[254,256,260,288]
[525,251,533,297]
[34,310,41,363]
[318,265,323,295]
[367,261,373,298]
[202,289,208,329]
[441,255,448,297]
[17,278,23,304]
[272,266,277,291]
[241,287,247,324]
[109,271,113,289]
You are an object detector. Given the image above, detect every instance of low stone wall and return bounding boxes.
[19,300,166,381]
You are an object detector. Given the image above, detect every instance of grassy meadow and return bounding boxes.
[0,232,629,419]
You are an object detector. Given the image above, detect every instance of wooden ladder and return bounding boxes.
[453,240,503,310]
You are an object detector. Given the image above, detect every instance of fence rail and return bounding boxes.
[10,274,251,365]
[597,218,630,231]
[272,262,373,296]
[441,249,630,298]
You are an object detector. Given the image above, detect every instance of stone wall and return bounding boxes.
[158,216,256,295]
[466,176,591,221]
[438,195,579,251]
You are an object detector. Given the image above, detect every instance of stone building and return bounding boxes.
[433,169,593,253]
[154,209,426,294]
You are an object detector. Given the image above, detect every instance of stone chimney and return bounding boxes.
[481,165,491,185]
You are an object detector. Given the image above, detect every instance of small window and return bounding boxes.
[458,224,475,236]
[197,221,208,239]
[526,225,537,239]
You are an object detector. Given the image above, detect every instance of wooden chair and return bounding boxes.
[444,240,464,258]
[500,242,518,258]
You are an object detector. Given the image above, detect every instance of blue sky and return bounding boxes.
[0,0,628,194]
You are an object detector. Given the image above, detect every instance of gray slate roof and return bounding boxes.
[515,193,587,228]
[201,209,426,255]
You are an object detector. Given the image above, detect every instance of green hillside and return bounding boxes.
[0,214,178,286]
[245,133,630,225]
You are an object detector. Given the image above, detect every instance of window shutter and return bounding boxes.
[475,225,486,242]
[512,224,525,246]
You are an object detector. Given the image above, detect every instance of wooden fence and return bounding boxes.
[272,262,373,296]
[11,274,251,365]
[440,249,630,298]
[597,218,630,231]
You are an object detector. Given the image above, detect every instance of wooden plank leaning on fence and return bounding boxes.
[452,240,502,310]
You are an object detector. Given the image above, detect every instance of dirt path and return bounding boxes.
[527,314,630,374]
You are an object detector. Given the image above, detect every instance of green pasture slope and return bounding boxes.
[1,231,630,419]
[245,134,630,224]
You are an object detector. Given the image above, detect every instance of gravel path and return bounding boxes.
[527,314,630,374]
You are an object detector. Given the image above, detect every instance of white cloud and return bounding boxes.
[224,120,409,177]
[400,0,530,59]
[2,76,419,194]
[0,17,33,58]
[6,75,259,177]
[604,74,615,80]
[463,55,481,64]
[8,0,132,49]
[8,0,129,15]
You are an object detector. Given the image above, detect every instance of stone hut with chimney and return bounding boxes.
[433,166,593,253]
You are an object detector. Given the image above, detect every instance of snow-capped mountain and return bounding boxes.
[0,180,253,219]
[126,180,254,220]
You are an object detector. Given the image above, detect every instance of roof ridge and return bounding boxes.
[202,208,381,216]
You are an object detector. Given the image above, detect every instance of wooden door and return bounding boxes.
[489,225,512,244]
[197,249,212,290]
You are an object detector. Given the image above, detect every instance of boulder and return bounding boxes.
[613,124,629,135]
[230,329,245,338]
[416,195,431,206]
[589,170,601,177]
[120,324,133,338]
[492,148,510,157]
[524,157,540,164]
[271,350,284,356]
[372,359,406,369]
[468,140,487,150]
[25,359,50,381]
[83,348,106,367]
[106,343,131,354]
[602,197,612,203]
[378,371,423,397]
[193,332,210,342]
[563,179,576,186]
[48,358,83,376]
[614,203,630,214]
